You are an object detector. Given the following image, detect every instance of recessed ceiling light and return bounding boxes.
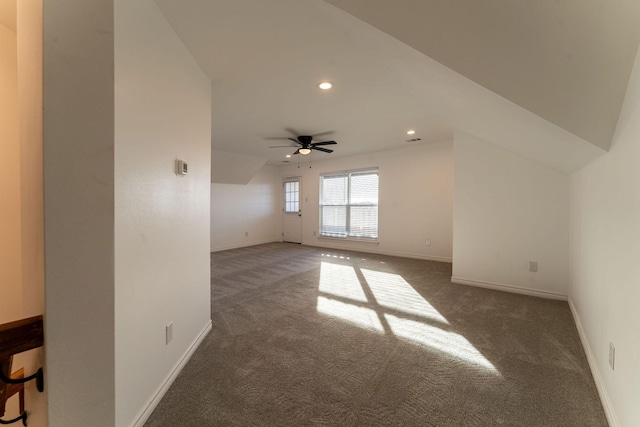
[407,130,416,135]
[318,81,333,90]
[285,154,292,158]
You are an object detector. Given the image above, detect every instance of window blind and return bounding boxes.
[319,168,378,239]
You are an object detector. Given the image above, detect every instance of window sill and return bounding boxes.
[318,235,380,246]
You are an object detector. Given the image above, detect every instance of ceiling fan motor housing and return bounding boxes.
[298,135,313,146]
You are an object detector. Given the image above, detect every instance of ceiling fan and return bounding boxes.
[269,133,337,155]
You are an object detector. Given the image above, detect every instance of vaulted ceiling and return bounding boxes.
[156,0,640,172]
[326,0,640,151]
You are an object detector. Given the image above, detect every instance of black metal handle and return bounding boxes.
[0,411,27,426]
[0,368,43,393]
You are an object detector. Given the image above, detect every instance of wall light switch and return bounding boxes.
[425,240,431,246]
[528,261,538,272]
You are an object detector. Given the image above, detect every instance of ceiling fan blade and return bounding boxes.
[311,141,337,146]
[310,130,335,138]
[264,136,291,140]
[288,137,302,145]
[284,127,302,137]
[269,145,297,148]
[292,149,300,155]
[313,147,333,153]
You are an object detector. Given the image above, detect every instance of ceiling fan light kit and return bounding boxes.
[299,148,312,155]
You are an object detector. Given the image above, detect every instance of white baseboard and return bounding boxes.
[211,240,453,263]
[210,239,280,253]
[304,241,453,263]
[568,298,618,427]
[450,276,568,300]
[130,320,213,427]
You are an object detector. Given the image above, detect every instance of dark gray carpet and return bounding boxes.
[145,242,607,426]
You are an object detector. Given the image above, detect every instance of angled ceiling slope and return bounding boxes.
[211,150,266,185]
[156,0,633,172]
[324,0,640,151]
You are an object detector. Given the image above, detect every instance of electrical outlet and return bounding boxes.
[245,231,248,237]
[313,231,317,236]
[528,261,538,272]
[609,342,615,370]
[166,322,173,345]
[425,240,431,246]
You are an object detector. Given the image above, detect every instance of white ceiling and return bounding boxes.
[326,0,640,150]
[155,0,640,169]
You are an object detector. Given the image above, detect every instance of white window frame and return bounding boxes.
[319,167,379,241]
[283,177,301,213]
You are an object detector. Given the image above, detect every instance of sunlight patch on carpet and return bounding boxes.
[384,314,500,374]
[316,261,499,375]
[360,268,449,325]
[319,262,368,302]
[317,296,384,332]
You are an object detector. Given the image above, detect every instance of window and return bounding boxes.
[284,179,300,213]
[320,168,378,239]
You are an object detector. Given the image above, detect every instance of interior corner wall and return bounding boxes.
[43,0,116,425]
[278,141,454,261]
[2,5,46,423]
[17,0,46,425]
[0,16,23,325]
[211,164,282,252]
[17,0,44,319]
[114,1,212,426]
[569,44,640,427]
[452,130,570,298]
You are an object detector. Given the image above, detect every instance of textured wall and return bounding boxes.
[43,0,116,425]
[569,43,640,427]
[453,130,570,298]
[279,141,454,262]
[211,165,281,252]
[114,0,212,425]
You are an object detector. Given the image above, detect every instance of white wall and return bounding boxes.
[44,1,211,425]
[44,0,116,425]
[279,141,454,261]
[452,130,570,298]
[569,45,640,427]
[114,0,211,425]
[211,165,281,251]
